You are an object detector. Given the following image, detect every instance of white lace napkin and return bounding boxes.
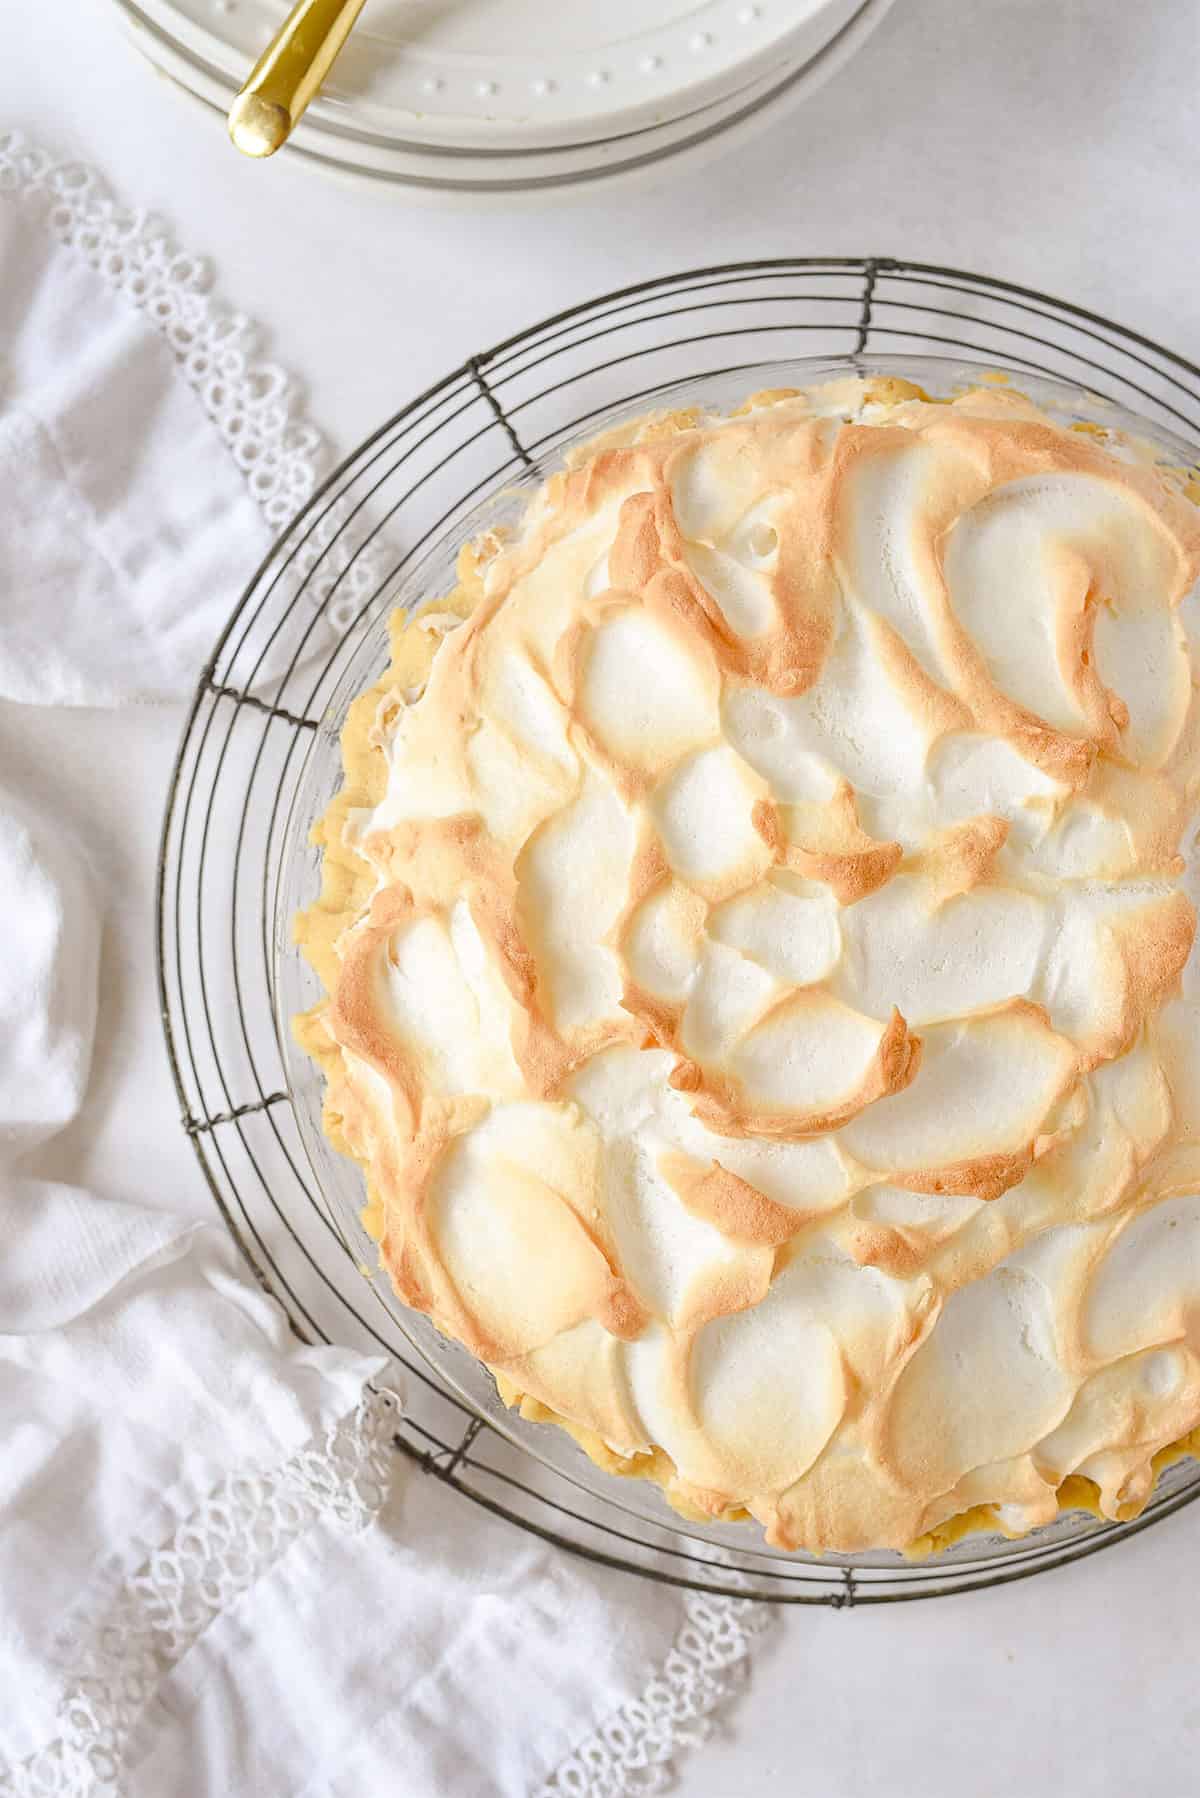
[0,133,327,707]
[0,134,765,1798]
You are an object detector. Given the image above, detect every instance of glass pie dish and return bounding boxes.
[158,264,1200,1599]
[270,347,1200,1590]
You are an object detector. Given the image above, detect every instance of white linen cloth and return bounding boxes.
[0,130,338,706]
[0,137,764,1797]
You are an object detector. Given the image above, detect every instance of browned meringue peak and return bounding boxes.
[298,376,1200,1554]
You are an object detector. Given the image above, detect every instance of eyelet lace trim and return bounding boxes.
[0,130,377,635]
[0,130,323,532]
[0,1390,397,1798]
[542,1587,769,1798]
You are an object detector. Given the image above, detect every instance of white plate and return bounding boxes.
[115,0,864,149]
[115,0,895,195]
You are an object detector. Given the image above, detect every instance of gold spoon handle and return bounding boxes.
[228,0,370,157]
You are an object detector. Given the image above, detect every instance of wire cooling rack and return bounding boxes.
[158,258,1200,1604]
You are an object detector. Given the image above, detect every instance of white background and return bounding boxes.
[5,0,1200,1790]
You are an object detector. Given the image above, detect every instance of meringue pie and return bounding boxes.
[295,377,1200,1554]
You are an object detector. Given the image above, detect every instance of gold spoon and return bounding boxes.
[228,0,370,158]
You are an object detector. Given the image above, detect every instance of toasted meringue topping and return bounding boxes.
[298,379,1200,1553]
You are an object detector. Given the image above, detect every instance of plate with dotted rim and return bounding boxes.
[115,0,866,150]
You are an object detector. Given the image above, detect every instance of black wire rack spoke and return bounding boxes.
[158,260,1200,1605]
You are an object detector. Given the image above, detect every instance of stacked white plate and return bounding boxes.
[113,0,896,195]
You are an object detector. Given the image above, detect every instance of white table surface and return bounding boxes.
[6,0,1200,1791]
